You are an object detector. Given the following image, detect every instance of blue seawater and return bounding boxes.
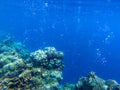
[0,0,120,84]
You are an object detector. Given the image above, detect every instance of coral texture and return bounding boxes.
[0,38,120,90]
[0,38,64,89]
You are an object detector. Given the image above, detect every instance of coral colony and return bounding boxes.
[0,38,120,90]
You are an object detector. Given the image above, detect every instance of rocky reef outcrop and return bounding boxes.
[0,38,64,89]
[0,38,120,90]
[75,71,120,90]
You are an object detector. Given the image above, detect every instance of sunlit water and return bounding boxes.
[0,0,120,83]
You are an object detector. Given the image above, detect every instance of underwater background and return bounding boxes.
[0,0,120,84]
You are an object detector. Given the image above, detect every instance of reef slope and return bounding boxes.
[0,38,119,90]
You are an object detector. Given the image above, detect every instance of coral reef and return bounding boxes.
[75,72,120,90]
[0,38,64,89]
[0,38,120,90]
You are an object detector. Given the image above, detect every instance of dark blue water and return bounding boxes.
[0,0,120,83]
